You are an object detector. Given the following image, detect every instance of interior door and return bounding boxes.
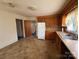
[24,20,32,37]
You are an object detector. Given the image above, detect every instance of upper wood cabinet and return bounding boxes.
[62,0,78,15]
[62,15,67,26]
[37,16,58,27]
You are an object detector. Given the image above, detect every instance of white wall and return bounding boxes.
[0,10,26,49]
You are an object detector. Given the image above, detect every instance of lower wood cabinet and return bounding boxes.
[45,31,53,40]
[61,42,74,59]
[56,32,61,53]
[55,32,75,59]
[45,31,56,43]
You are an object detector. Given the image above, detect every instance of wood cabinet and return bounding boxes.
[61,42,74,59]
[55,32,75,59]
[56,32,61,53]
[37,16,58,41]
[62,0,78,15]
[45,31,56,42]
[57,14,62,26]
[37,16,58,27]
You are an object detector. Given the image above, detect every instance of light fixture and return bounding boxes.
[27,6,37,11]
[8,2,15,8]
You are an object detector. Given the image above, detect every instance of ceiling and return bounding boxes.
[0,0,68,16]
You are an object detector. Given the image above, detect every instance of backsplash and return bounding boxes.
[46,26,62,32]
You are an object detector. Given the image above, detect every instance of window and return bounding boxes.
[66,8,78,34]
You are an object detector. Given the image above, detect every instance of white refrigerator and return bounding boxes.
[37,22,45,40]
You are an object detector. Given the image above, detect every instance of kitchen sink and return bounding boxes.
[59,32,78,40]
[63,33,78,40]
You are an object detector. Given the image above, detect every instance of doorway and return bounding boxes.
[24,20,36,37]
[16,19,24,40]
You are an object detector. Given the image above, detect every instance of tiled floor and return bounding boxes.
[0,37,60,59]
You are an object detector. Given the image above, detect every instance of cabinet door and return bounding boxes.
[61,42,74,59]
[56,33,75,59]
[56,34,61,53]
[45,31,53,40]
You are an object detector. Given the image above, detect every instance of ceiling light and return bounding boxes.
[8,2,15,8]
[27,6,37,11]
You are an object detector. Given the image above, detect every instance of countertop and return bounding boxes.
[56,31,78,59]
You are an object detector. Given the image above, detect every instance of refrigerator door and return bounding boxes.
[37,22,45,40]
